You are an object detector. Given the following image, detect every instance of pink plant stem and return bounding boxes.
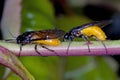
[0,40,120,56]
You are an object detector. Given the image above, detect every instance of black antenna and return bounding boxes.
[8,30,16,38]
[4,39,16,42]
[4,30,17,42]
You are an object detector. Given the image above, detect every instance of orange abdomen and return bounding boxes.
[33,39,61,46]
[81,26,107,40]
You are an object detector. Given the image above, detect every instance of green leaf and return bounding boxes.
[57,15,91,31]
[0,65,5,79]
[66,56,94,71]
[80,57,117,80]
[65,57,117,80]
[20,56,60,80]
[22,0,56,32]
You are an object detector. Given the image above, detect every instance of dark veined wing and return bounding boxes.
[52,29,66,38]
[76,20,112,30]
[30,29,65,41]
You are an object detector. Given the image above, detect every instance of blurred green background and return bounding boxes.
[0,0,120,80]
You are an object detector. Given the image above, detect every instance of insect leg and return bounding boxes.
[18,45,22,57]
[82,35,91,52]
[94,37,107,54]
[41,45,59,56]
[100,40,107,54]
[66,40,72,55]
[35,44,42,56]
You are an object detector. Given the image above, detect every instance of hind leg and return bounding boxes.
[41,45,59,56]
[35,44,43,56]
[94,37,107,54]
[82,35,91,52]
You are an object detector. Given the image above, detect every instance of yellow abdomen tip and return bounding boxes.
[81,26,107,40]
[33,39,61,46]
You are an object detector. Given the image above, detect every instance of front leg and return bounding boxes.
[18,45,22,57]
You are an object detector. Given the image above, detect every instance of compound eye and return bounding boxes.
[64,35,68,39]
[64,33,69,39]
